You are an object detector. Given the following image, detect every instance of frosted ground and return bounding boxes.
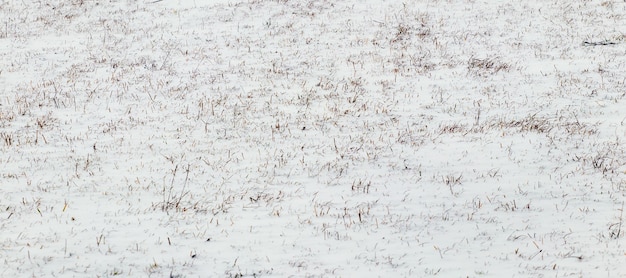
[1,0,626,277]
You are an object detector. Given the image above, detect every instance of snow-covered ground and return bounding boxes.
[1,0,626,277]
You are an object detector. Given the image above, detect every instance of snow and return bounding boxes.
[1,0,626,277]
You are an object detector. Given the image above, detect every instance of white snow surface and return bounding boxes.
[1,0,626,277]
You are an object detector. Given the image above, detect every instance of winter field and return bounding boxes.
[1,0,626,277]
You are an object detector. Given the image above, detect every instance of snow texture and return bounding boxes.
[1,0,626,277]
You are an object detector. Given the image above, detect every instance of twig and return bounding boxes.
[618,201,624,238]
[176,164,191,209]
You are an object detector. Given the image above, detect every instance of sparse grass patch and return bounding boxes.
[435,113,598,137]
[468,57,511,77]
[442,173,462,196]
[488,114,552,133]
[608,202,624,239]
[1,132,13,146]
[570,143,624,175]
[154,158,198,213]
